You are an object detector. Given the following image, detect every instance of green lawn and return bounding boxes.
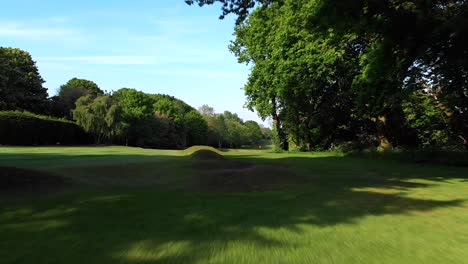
[1,146,468,264]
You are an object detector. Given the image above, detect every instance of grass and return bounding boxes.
[1,146,468,263]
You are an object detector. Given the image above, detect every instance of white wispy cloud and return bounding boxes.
[0,21,78,38]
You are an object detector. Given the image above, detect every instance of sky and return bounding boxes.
[1,0,269,126]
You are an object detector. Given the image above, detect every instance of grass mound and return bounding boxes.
[0,167,67,193]
[184,145,223,155]
[188,147,304,192]
[189,150,303,192]
[190,149,226,161]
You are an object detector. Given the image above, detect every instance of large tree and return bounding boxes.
[111,89,208,149]
[53,78,104,119]
[190,0,468,150]
[230,0,361,150]
[201,107,227,148]
[153,94,206,148]
[0,47,48,113]
[185,110,209,146]
[244,120,262,145]
[112,88,156,146]
[73,95,124,144]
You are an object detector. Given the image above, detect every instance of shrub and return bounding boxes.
[0,111,91,145]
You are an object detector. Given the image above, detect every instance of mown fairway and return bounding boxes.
[1,146,468,264]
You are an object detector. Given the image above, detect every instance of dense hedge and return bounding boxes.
[0,111,91,145]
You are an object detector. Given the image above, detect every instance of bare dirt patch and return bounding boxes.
[189,150,305,192]
[0,167,69,195]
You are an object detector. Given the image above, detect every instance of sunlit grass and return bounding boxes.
[1,146,468,263]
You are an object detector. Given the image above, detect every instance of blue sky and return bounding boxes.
[1,0,268,125]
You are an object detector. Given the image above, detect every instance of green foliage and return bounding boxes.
[199,106,267,148]
[270,122,284,152]
[111,88,157,146]
[151,94,207,148]
[184,110,208,146]
[128,113,179,149]
[111,89,208,149]
[204,113,227,148]
[53,78,104,119]
[199,105,271,148]
[402,92,449,148]
[0,111,90,145]
[112,88,155,120]
[260,125,272,140]
[185,0,263,23]
[244,120,262,145]
[73,95,125,144]
[216,0,468,151]
[152,94,194,121]
[230,0,360,151]
[0,47,48,113]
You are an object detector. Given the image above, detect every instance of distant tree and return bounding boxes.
[260,125,272,140]
[54,78,103,119]
[198,104,215,116]
[205,113,227,148]
[223,111,246,147]
[152,94,204,148]
[152,94,193,121]
[112,90,208,149]
[185,110,208,146]
[112,88,156,145]
[200,107,265,148]
[244,120,262,145]
[0,47,48,113]
[223,110,243,124]
[73,95,124,144]
[128,112,178,149]
[113,88,155,119]
[403,91,454,149]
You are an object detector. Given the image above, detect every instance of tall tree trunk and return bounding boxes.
[271,96,288,151]
[374,115,393,151]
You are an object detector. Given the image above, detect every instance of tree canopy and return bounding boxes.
[192,0,468,151]
[0,47,48,113]
[73,95,124,144]
[198,105,266,148]
[53,78,104,119]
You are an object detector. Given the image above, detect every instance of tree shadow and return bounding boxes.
[1,150,468,263]
[1,189,464,264]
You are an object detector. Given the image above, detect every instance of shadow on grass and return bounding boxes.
[1,150,468,263]
[0,189,464,264]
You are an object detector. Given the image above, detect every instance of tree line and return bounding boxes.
[188,0,468,152]
[0,47,269,148]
